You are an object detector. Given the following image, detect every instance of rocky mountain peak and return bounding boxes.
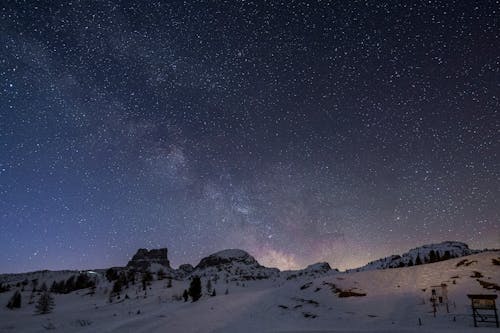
[127,248,171,270]
[195,249,259,269]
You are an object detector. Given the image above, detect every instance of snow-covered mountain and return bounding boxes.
[281,262,337,280]
[192,249,280,281]
[348,241,479,272]
[0,249,498,332]
[0,242,498,332]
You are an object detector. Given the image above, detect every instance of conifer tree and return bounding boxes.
[415,254,422,265]
[189,276,202,302]
[157,269,166,280]
[429,250,436,263]
[6,290,21,309]
[35,292,54,314]
[206,279,212,294]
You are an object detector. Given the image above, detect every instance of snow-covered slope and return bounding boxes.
[0,248,498,332]
[349,241,478,272]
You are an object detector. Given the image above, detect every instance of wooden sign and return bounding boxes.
[472,298,496,309]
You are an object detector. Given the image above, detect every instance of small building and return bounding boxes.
[467,294,499,328]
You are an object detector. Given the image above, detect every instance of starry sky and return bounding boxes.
[1,1,498,274]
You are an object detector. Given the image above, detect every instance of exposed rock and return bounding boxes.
[175,264,194,278]
[281,262,336,280]
[195,249,258,269]
[178,264,194,272]
[304,262,332,274]
[127,248,171,271]
[193,249,279,280]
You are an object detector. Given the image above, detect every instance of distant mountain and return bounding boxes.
[348,241,479,272]
[0,241,485,287]
[281,262,336,280]
[1,246,498,332]
[192,249,280,281]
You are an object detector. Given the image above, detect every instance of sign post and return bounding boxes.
[467,294,499,328]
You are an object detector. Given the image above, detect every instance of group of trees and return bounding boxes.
[5,274,96,314]
[0,282,10,293]
[50,273,95,294]
[397,250,456,268]
[6,289,54,314]
[6,290,21,309]
[108,269,159,299]
[182,276,218,302]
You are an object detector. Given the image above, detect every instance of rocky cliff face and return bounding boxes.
[127,248,171,270]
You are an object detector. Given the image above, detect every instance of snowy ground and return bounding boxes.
[0,251,498,332]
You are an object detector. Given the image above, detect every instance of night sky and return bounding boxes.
[1,1,498,274]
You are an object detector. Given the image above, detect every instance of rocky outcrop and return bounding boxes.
[175,264,194,278]
[127,248,171,271]
[281,262,336,280]
[304,262,332,274]
[193,249,279,280]
[195,249,258,269]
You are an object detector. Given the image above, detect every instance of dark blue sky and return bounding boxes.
[1,1,498,273]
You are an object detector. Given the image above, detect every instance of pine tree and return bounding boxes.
[167,278,172,288]
[6,290,21,309]
[106,268,118,282]
[157,268,166,280]
[206,279,212,294]
[64,276,75,293]
[112,279,122,295]
[127,269,136,285]
[415,254,422,265]
[0,282,10,293]
[182,289,189,302]
[35,292,54,314]
[31,279,38,292]
[189,276,202,302]
[429,250,436,263]
[142,271,153,291]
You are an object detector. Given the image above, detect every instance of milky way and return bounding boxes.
[1,1,498,273]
